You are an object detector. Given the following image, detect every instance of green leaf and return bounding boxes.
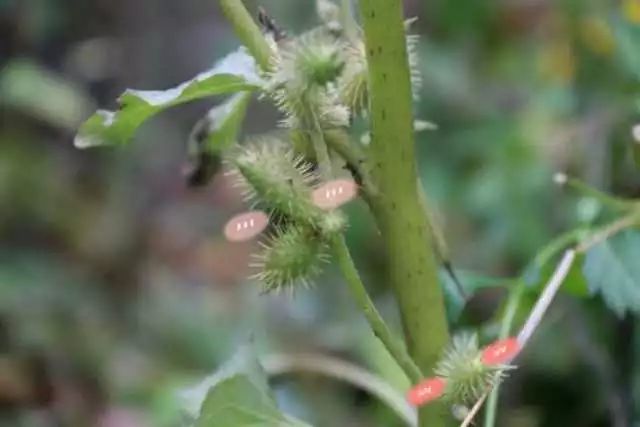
[0,59,95,130]
[613,16,640,81]
[74,48,262,148]
[440,268,509,322]
[582,230,640,317]
[185,91,252,186]
[180,344,311,427]
[631,138,640,170]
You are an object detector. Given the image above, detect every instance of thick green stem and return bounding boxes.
[358,1,449,425]
[332,235,423,383]
[218,0,274,71]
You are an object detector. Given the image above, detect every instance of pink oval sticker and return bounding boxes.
[481,337,520,366]
[406,377,446,407]
[312,179,358,210]
[224,211,269,242]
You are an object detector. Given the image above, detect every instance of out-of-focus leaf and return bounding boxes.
[582,230,640,317]
[180,344,311,427]
[75,48,262,148]
[631,139,640,169]
[613,16,640,81]
[562,254,590,297]
[0,59,95,129]
[185,91,252,186]
[440,268,509,322]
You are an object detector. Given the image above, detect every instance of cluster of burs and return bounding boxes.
[220,0,398,293]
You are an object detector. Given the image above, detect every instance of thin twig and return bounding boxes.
[484,213,640,427]
[557,173,637,212]
[576,213,640,253]
[468,249,576,426]
[219,0,274,71]
[460,389,490,427]
[263,353,417,426]
[516,249,576,349]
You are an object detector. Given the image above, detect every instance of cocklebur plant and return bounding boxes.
[73,1,640,426]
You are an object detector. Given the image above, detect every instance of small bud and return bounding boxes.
[481,337,520,366]
[451,404,470,421]
[553,172,568,185]
[224,211,269,242]
[632,124,640,143]
[407,377,446,406]
[414,120,438,132]
[312,179,358,210]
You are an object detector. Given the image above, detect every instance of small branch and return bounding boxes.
[484,211,640,427]
[555,173,638,212]
[331,234,423,383]
[262,352,417,426]
[468,250,576,426]
[576,213,640,253]
[516,249,576,348]
[308,126,333,180]
[219,0,274,71]
[531,228,584,267]
[460,389,490,427]
[324,129,378,197]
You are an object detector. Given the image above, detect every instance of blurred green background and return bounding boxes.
[2,0,640,426]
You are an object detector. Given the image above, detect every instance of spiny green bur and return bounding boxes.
[253,226,330,292]
[435,333,507,404]
[229,141,345,236]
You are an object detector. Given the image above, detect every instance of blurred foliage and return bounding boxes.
[2,0,640,426]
